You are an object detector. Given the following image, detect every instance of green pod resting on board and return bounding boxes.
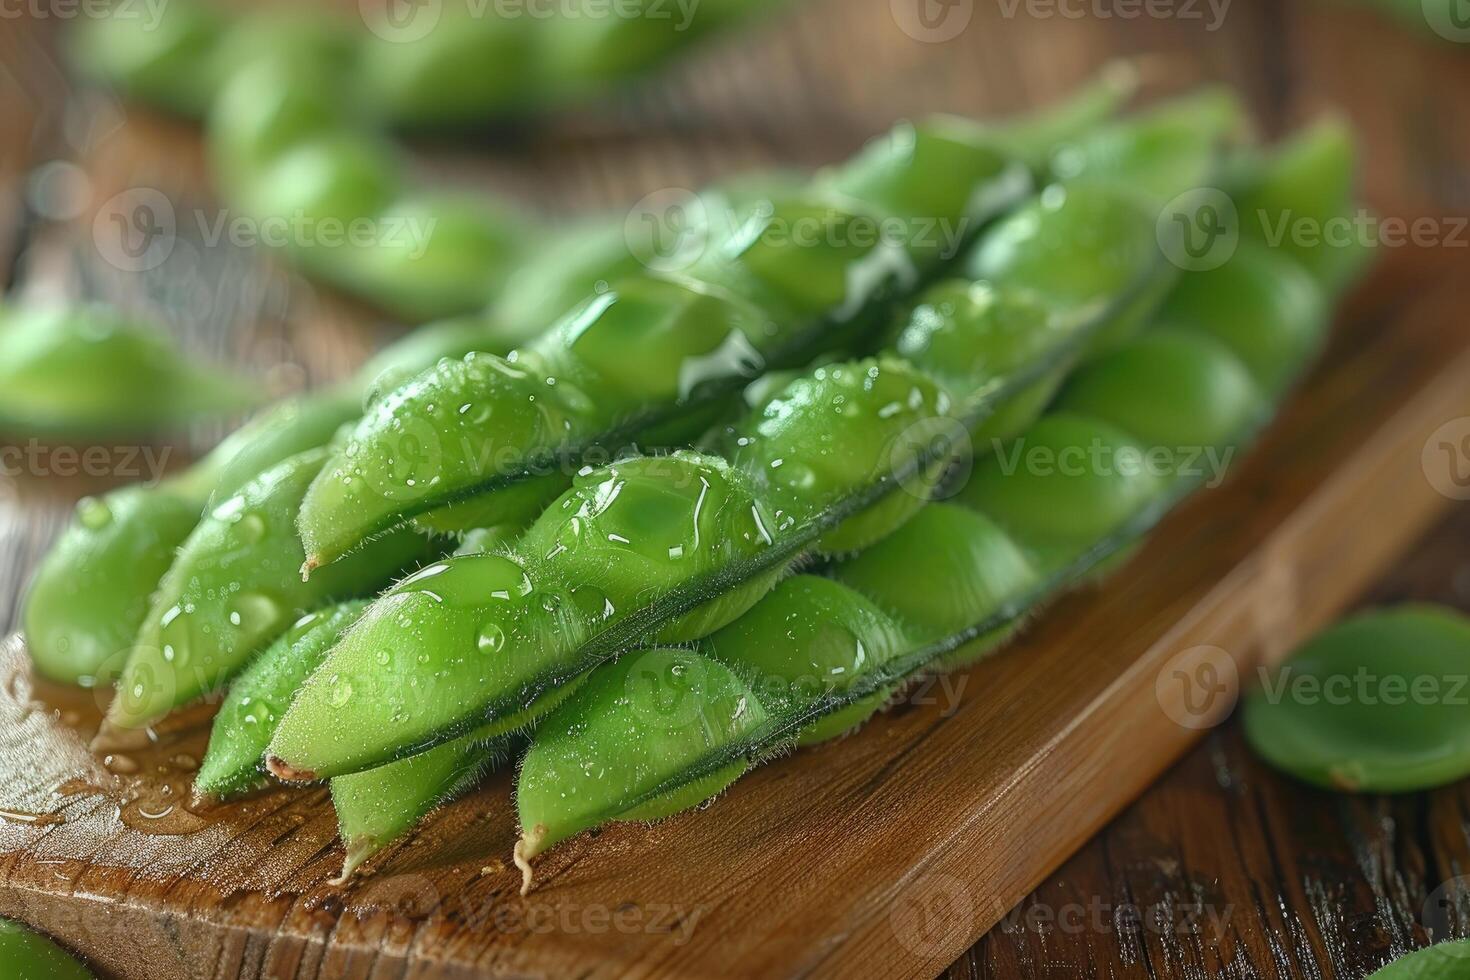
[511,230,1352,879]
[514,648,768,888]
[0,917,93,980]
[331,731,514,881]
[194,600,369,800]
[22,315,510,689]
[106,449,431,730]
[266,182,1175,782]
[267,451,775,780]
[0,304,259,435]
[1243,606,1470,793]
[1364,940,1470,980]
[295,123,1032,568]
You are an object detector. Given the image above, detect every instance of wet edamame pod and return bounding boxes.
[511,232,1350,878]
[1243,606,1470,793]
[295,123,1033,568]
[106,449,431,730]
[194,599,369,800]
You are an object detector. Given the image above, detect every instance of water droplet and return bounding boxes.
[227,593,280,637]
[329,676,354,708]
[77,497,112,530]
[477,624,505,655]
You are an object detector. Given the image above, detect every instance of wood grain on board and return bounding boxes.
[0,0,1468,977]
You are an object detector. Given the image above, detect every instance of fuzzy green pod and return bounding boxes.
[208,58,342,192]
[831,504,1037,644]
[514,648,767,886]
[108,449,430,730]
[959,413,1165,569]
[0,305,259,435]
[1053,330,1262,464]
[294,128,1029,567]
[269,452,774,779]
[25,485,203,687]
[705,575,908,744]
[965,181,1173,354]
[195,600,369,800]
[1243,606,1470,794]
[723,358,952,553]
[0,917,93,980]
[331,732,512,880]
[1160,239,1327,392]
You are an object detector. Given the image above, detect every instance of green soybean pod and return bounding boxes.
[194,600,369,801]
[982,61,1140,179]
[0,304,260,435]
[1052,330,1263,464]
[267,452,773,779]
[107,449,430,731]
[704,575,908,745]
[958,413,1165,570]
[965,181,1172,355]
[207,57,343,193]
[1234,117,1371,292]
[1243,606,1470,793]
[331,732,513,881]
[1365,941,1470,979]
[0,917,93,980]
[294,127,1028,567]
[514,648,767,892]
[1160,239,1327,393]
[831,503,1037,648]
[24,483,205,688]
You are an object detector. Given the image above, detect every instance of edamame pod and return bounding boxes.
[296,126,1032,567]
[107,449,430,730]
[268,177,1178,780]
[512,232,1347,876]
[0,304,259,435]
[331,732,513,881]
[514,648,767,888]
[195,600,369,800]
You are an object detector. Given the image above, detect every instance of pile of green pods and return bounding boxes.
[68,0,786,322]
[24,73,1371,888]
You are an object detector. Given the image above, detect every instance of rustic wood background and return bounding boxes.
[0,0,1468,977]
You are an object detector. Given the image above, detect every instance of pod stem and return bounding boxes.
[331,837,374,886]
[265,755,316,783]
[513,825,547,896]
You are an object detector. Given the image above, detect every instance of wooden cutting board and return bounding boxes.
[0,244,1465,979]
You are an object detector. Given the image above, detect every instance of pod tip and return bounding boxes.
[299,558,316,582]
[330,840,372,886]
[265,755,316,783]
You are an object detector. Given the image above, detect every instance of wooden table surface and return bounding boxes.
[2,1,1469,977]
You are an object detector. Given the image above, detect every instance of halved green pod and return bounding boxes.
[331,731,513,882]
[108,449,430,730]
[515,648,768,892]
[1243,606,1470,793]
[195,600,368,800]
